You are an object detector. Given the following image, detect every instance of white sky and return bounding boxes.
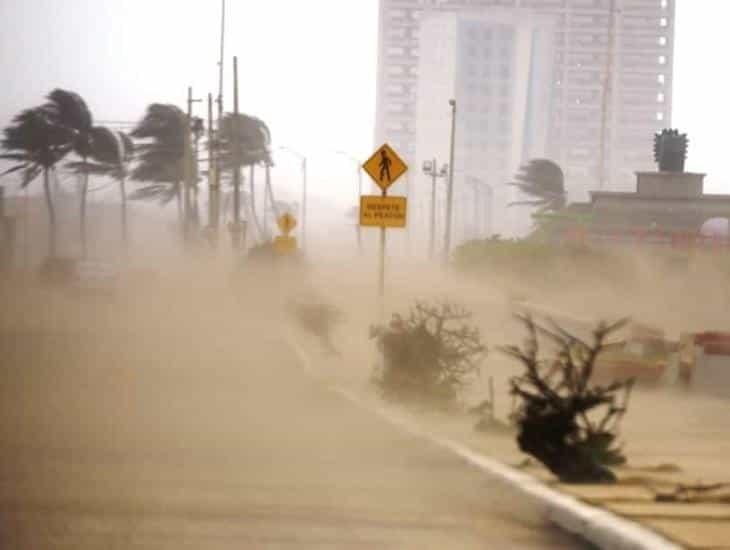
[0,0,727,205]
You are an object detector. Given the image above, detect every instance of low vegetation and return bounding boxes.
[290,298,344,355]
[504,314,634,484]
[370,302,487,409]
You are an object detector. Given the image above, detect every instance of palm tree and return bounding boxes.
[508,159,567,216]
[43,89,94,257]
[68,127,134,249]
[0,107,75,258]
[217,113,271,242]
[129,104,189,233]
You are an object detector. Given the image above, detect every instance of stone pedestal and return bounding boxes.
[635,172,705,199]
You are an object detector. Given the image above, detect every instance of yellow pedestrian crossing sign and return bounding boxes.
[362,143,408,192]
[274,235,297,255]
[277,212,297,235]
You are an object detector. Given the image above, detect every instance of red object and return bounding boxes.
[695,332,730,356]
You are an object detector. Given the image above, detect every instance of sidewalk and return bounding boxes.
[290,318,730,550]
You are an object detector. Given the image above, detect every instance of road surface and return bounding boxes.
[0,279,589,549]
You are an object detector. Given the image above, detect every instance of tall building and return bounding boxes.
[414,11,557,242]
[374,0,676,238]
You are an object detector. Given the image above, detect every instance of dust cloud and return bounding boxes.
[0,219,726,547]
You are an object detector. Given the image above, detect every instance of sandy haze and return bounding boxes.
[1,220,728,547]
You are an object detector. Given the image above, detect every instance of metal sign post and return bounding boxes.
[360,143,409,318]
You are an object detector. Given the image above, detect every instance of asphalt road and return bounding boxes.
[0,280,589,549]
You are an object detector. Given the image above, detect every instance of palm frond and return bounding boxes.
[44,89,93,131]
[0,163,29,177]
[507,158,566,214]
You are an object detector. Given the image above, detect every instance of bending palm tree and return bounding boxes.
[68,127,134,249]
[1,107,75,258]
[44,89,94,257]
[217,113,271,242]
[129,104,190,237]
[508,159,567,216]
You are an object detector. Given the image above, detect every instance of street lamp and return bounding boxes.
[422,159,449,259]
[444,99,457,266]
[336,151,363,254]
[277,146,307,251]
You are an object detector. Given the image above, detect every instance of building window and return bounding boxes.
[658,36,667,46]
[657,74,665,84]
[660,17,668,27]
[657,92,665,103]
[658,55,666,65]
[657,112,664,121]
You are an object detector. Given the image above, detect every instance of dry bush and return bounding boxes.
[504,314,634,484]
[290,299,344,354]
[370,302,487,408]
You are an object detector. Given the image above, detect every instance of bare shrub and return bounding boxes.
[290,299,344,355]
[504,314,634,484]
[370,302,487,408]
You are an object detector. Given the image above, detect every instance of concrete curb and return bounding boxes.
[288,337,683,550]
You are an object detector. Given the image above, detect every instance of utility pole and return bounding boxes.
[215,0,226,192]
[207,93,220,245]
[598,0,617,191]
[185,86,202,244]
[443,99,457,266]
[422,158,447,259]
[429,159,438,257]
[230,56,244,251]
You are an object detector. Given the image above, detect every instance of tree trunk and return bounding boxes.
[183,181,191,244]
[263,164,270,239]
[248,165,264,242]
[43,169,57,259]
[176,182,184,244]
[120,177,128,253]
[264,163,277,240]
[249,165,257,223]
[80,159,88,258]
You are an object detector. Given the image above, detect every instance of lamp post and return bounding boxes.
[277,147,307,251]
[465,175,494,239]
[422,159,448,259]
[443,99,457,266]
[336,151,363,254]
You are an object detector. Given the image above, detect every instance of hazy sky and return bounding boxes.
[0,0,727,204]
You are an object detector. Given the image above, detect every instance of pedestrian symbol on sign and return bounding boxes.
[362,144,408,192]
[379,149,392,183]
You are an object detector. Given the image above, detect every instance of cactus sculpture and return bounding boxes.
[654,129,688,172]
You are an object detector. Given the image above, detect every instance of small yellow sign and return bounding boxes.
[359,195,407,228]
[277,212,297,235]
[362,143,408,192]
[274,235,297,254]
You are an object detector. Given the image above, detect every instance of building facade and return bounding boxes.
[375,0,676,240]
[413,11,557,243]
